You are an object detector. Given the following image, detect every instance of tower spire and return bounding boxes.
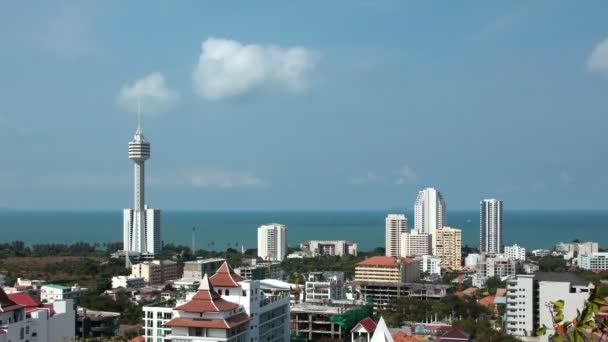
[136,96,142,134]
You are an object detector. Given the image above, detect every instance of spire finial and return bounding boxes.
[136,96,142,134]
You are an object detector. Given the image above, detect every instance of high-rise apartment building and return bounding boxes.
[414,188,446,235]
[257,224,287,262]
[435,227,462,270]
[480,199,503,254]
[400,230,431,257]
[123,121,161,259]
[385,214,407,257]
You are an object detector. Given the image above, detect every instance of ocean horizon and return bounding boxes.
[0,210,605,252]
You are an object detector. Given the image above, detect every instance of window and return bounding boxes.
[225,289,230,296]
[218,289,222,295]
[243,290,247,296]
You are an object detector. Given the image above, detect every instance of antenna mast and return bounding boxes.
[192,227,196,256]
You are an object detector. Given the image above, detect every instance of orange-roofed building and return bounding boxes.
[393,331,426,341]
[355,256,420,283]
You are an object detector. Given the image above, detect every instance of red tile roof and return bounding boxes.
[129,336,145,342]
[174,274,238,313]
[210,262,246,288]
[356,256,417,267]
[350,317,377,333]
[393,331,423,342]
[164,312,251,329]
[495,288,507,297]
[479,295,494,306]
[0,288,24,312]
[439,329,470,341]
[7,292,54,317]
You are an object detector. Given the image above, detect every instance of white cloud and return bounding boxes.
[350,172,379,185]
[193,38,319,100]
[178,169,266,189]
[116,72,178,114]
[395,166,417,185]
[587,38,608,73]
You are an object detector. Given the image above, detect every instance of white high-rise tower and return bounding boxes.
[414,188,446,235]
[480,199,503,254]
[123,117,161,259]
[257,224,287,262]
[385,214,407,257]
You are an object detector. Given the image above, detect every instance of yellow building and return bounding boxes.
[435,227,462,270]
[131,260,178,285]
[354,256,420,283]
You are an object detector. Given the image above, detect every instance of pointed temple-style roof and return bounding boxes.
[7,292,54,317]
[210,261,246,288]
[173,274,238,313]
[370,317,394,342]
[351,317,377,333]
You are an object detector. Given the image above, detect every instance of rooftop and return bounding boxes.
[534,272,590,286]
[43,284,69,290]
[357,256,417,267]
[187,258,226,264]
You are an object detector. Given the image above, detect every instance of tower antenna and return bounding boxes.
[192,227,196,256]
[137,96,142,133]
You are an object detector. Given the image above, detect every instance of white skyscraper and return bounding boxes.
[414,188,446,235]
[385,214,407,257]
[123,122,161,259]
[257,223,287,261]
[480,199,503,254]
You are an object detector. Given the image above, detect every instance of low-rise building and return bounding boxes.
[355,256,420,283]
[234,259,282,280]
[418,255,441,275]
[505,273,592,338]
[111,275,145,289]
[504,244,526,261]
[304,272,345,302]
[182,258,226,279]
[143,261,291,341]
[556,241,599,256]
[476,254,519,282]
[523,263,539,274]
[300,240,358,256]
[40,284,88,303]
[291,300,369,341]
[131,259,178,285]
[76,308,120,340]
[354,282,451,310]
[464,253,481,268]
[577,252,608,271]
[531,249,551,257]
[0,288,76,342]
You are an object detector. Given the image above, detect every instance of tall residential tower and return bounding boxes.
[123,122,161,259]
[385,214,407,257]
[480,199,503,254]
[257,223,287,262]
[414,188,446,235]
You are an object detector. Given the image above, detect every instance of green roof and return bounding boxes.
[44,284,69,290]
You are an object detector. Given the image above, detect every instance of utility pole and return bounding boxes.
[191,227,196,256]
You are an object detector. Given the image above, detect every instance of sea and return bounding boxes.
[0,210,605,251]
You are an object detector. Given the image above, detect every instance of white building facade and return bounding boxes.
[111,275,145,289]
[385,214,407,257]
[480,199,503,254]
[414,188,446,236]
[257,223,287,262]
[505,273,592,338]
[400,230,431,257]
[419,255,442,275]
[504,244,526,261]
[300,240,358,256]
[578,252,608,271]
[40,284,87,303]
[304,272,345,302]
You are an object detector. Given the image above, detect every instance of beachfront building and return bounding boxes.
[505,273,592,337]
[258,223,287,262]
[183,258,226,279]
[504,244,526,261]
[557,241,599,256]
[385,214,407,257]
[123,123,161,260]
[143,261,290,341]
[400,230,431,257]
[355,256,420,283]
[480,199,503,254]
[577,252,608,271]
[131,259,178,285]
[111,275,145,289]
[434,227,462,270]
[40,284,88,303]
[414,188,446,237]
[0,288,76,342]
[300,240,358,256]
[304,272,345,302]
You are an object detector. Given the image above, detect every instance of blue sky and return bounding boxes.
[0,1,607,211]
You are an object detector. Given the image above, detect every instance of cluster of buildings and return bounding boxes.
[385,188,464,272]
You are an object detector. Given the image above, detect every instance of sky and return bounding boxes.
[0,1,607,211]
